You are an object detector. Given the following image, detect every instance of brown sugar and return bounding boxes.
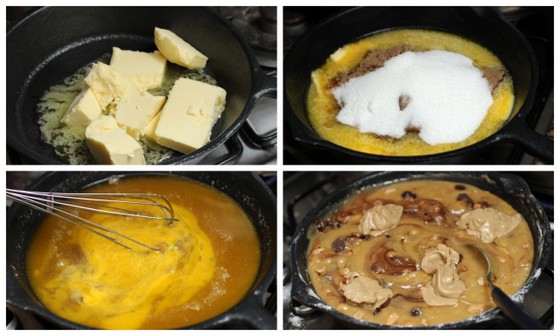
[330,45,506,93]
[330,45,412,88]
[482,67,506,92]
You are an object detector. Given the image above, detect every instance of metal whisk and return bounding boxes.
[7,189,178,251]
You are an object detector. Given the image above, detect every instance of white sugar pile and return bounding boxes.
[332,50,493,145]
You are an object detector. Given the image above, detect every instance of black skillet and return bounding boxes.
[7,172,277,329]
[284,7,553,164]
[290,172,551,329]
[7,7,276,164]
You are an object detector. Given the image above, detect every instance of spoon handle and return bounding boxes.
[491,286,546,329]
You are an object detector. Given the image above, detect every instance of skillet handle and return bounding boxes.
[254,70,277,99]
[227,296,277,329]
[498,117,553,164]
[491,285,546,329]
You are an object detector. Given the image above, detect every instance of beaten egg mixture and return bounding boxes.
[307,29,514,156]
[307,180,533,326]
[27,176,260,329]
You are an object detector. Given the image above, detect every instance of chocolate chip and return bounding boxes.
[370,261,383,274]
[402,191,417,199]
[315,218,342,232]
[315,220,326,232]
[332,239,345,252]
[385,232,391,238]
[411,308,422,316]
[457,193,474,208]
[477,201,490,209]
[455,185,466,190]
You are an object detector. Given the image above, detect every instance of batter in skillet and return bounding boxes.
[307,180,533,326]
[307,29,514,156]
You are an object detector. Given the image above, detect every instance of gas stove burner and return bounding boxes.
[283,9,308,52]
[212,7,277,68]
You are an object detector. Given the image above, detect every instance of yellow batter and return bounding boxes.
[27,202,215,329]
[307,29,514,156]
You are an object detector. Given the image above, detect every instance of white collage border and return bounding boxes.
[2,0,558,334]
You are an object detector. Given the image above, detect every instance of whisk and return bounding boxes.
[7,189,178,251]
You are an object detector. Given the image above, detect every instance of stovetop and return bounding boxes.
[210,6,278,165]
[202,95,277,165]
[283,7,553,165]
[283,172,554,329]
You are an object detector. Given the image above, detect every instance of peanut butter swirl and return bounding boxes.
[359,204,403,236]
[456,208,522,243]
[341,273,393,310]
[420,244,466,306]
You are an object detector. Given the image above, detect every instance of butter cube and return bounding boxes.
[110,89,166,140]
[154,27,208,69]
[154,78,226,153]
[61,87,102,127]
[311,71,327,98]
[85,116,145,165]
[85,62,133,108]
[110,47,167,90]
[330,47,347,63]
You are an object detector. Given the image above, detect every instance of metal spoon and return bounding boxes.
[470,244,546,329]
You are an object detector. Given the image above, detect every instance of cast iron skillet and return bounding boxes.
[290,172,551,329]
[7,172,277,329]
[284,7,553,164]
[7,7,276,164]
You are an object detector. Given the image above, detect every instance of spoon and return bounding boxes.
[469,244,546,329]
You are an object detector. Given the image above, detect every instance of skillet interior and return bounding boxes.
[7,7,260,164]
[284,7,540,163]
[290,172,551,329]
[7,172,277,329]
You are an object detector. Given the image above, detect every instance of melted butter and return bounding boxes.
[307,29,515,156]
[27,176,261,329]
[38,55,218,164]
